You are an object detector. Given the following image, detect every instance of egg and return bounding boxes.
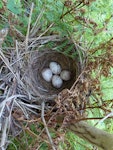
[41,68,53,82]
[52,75,63,88]
[49,61,61,74]
[60,70,71,81]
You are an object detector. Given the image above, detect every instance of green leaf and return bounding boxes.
[101,76,113,100]
[39,142,48,150]
[0,1,3,9]
[7,0,22,15]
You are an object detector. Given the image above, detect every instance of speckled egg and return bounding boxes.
[49,61,61,74]
[60,70,71,81]
[52,75,63,88]
[41,68,53,82]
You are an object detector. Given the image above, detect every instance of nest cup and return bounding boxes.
[29,49,79,101]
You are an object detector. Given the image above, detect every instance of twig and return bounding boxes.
[28,35,60,42]
[0,47,16,78]
[28,23,54,49]
[41,101,56,150]
[68,32,84,69]
[70,70,85,91]
[25,3,34,51]
[97,112,113,124]
[0,117,9,150]
[30,8,44,37]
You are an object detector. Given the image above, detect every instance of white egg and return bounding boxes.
[60,70,71,81]
[49,61,61,74]
[52,75,63,88]
[41,68,53,82]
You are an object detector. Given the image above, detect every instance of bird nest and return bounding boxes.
[0,34,84,148]
[28,49,79,101]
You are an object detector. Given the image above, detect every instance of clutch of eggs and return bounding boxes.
[41,61,71,89]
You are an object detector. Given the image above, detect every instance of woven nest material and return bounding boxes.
[27,49,80,101]
[0,35,83,140]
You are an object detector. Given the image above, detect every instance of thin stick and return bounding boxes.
[30,8,44,37]
[0,48,16,78]
[41,101,56,150]
[97,111,113,124]
[70,70,85,91]
[68,32,84,69]
[29,23,54,49]
[25,3,34,51]
[0,117,9,150]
